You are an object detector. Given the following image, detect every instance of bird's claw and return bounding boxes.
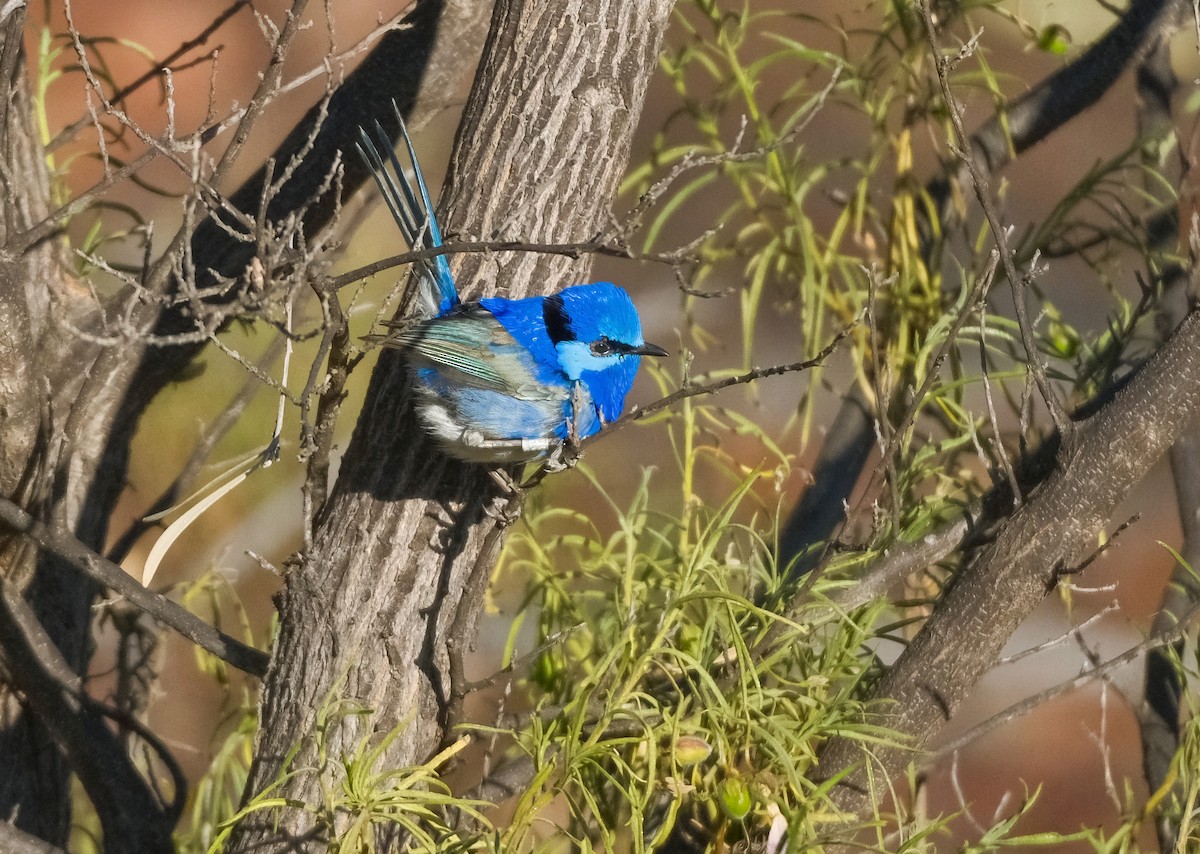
[484,468,525,525]
[543,438,582,473]
[487,467,520,495]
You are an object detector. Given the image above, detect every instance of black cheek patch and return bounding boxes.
[543,293,576,344]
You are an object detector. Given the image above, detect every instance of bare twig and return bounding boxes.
[978,286,1022,504]
[932,601,1200,759]
[0,498,268,677]
[206,0,312,194]
[920,6,1071,438]
[516,319,857,490]
[585,315,859,444]
[327,236,704,292]
[47,0,252,153]
[995,601,1120,666]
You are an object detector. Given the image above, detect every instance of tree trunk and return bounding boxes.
[0,0,488,845]
[229,0,675,848]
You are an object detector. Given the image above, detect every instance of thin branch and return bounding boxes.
[19,6,410,255]
[895,254,997,456]
[933,600,1200,758]
[299,279,350,536]
[996,601,1120,666]
[517,319,857,488]
[15,145,162,252]
[821,514,973,613]
[206,0,312,195]
[0,578,173,851]
[978,293,1022,504]
[0,498,268,677]
[586,315,860,444]
[921,7,1070,438]
[47,0,253,154]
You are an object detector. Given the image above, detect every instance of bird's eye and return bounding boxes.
[590,338,616,357]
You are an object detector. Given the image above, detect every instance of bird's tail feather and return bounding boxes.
[356,104,459,316]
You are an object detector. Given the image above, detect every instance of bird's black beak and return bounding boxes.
[633,342,669,358]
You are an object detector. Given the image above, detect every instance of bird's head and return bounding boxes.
[544,283,668,422]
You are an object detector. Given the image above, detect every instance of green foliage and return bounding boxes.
[205,690,487,853]
[171,573,264,853]
[445,0,1195,848]
[100,0,1199,850]
[1167,699,1200,851]
[176,703,257,854]
[630,0,1174,488]
[493,459,893,850]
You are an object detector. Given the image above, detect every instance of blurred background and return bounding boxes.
[27,0,1200,848]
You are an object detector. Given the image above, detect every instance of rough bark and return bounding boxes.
[0,3,90,843]
[1137,36,1192,852]
[228,0,675,849]
[0,0,490,845]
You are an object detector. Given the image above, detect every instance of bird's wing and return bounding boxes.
[384,308,562,399]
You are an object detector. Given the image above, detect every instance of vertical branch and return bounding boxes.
[1141,44,1197,850]
[228,0,674,849]
[0,2,85,845]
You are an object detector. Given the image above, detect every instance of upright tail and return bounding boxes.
[356,104,459,317]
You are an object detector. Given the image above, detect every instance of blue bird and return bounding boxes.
[357,113,667,464]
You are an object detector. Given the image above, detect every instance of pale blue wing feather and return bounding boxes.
[386,308,563,399]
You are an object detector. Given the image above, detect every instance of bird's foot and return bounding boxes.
[487,467,521,495]
[543,438,582,473]
[483,469,526,525]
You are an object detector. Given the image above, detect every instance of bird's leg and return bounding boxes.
[531,384,589,475]
[541,443,572,474]
[558,383,588,468]
[483,467,526,525]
